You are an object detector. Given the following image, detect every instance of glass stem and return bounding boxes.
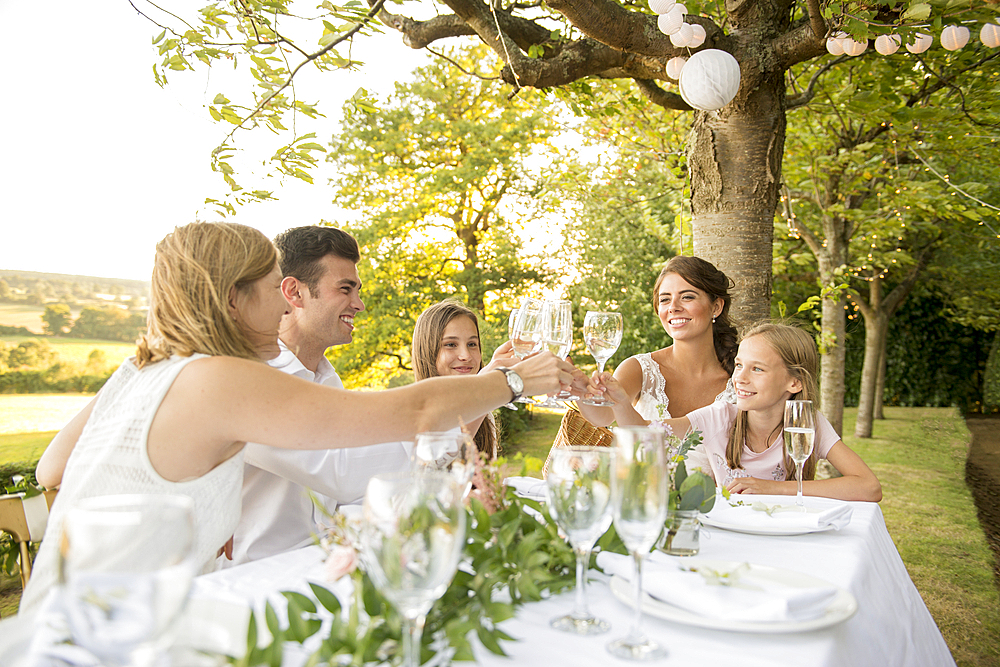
[401,613,426,667]
[796,461,805,507]
[571,546,593,620]
[629,551,646,643]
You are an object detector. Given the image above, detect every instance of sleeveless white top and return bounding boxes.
[631,352,736,422]
[20,354,244,612]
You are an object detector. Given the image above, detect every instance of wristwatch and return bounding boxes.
[495,367,524,402]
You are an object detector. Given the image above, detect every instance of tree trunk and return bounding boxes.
[854,308,888,438]
[689,80,785,328]
[874,337,887,420]
[819,291,846,435]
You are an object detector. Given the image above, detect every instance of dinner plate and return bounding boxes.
[699,494,847,536]
[609,560,857,633]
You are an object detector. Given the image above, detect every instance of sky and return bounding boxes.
[0,0,429,281]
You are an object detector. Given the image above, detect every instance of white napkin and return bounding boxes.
[597,552,838,622]
[503,476,547,501]
[707,500,853,531]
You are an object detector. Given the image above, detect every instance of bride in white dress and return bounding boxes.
[580,256,737,428]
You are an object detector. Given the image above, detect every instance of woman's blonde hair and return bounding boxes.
[725,322,819,480]
[412,299,498,458]
[136,222,278,368]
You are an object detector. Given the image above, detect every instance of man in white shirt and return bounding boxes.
[227,225,411,566]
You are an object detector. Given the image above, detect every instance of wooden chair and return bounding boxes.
[0,489,57,589]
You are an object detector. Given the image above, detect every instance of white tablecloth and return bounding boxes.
[185,500,952,667]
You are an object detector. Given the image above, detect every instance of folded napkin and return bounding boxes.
[503,476,547,501]
[597,552,838,622]
[707,500,853,531]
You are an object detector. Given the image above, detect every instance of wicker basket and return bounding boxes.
[542,406,614,477]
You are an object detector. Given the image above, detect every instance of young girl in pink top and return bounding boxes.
[600,322,881,501]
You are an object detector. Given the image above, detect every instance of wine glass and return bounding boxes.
[58,494,198,666]
[545,446,613,634]
[607,427,668,661]
[499,308,520,410]
[361,471,467,667]
[510,297,545,403]
[784,399,816,509]
[580,311,624,406]
[411,431,476,498]
[537,299,574,407]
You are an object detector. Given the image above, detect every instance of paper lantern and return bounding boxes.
[678,49,741,111]
[874,34,901,55]
[657,6,684,35]
[826,31,846,56]
[981,23,1000,48]
[842,37,868,56]
[906,32,933,53]
[670,23,694,47]
[688,24,707,48]
[941,25,970,51]
[666,56,687,80]
[649,0,676,14]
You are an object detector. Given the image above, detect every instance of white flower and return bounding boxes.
[324,545,359,582]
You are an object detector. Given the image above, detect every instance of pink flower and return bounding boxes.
[324,545,359,582]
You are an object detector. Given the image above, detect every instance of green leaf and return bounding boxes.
[153,30,166,45]
[309,583,343,614]
[901,3,932,20]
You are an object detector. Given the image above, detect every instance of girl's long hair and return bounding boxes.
[412,299,498,458]
[136,222,277,368]
[725,323,820,480]
[652,256,738,374]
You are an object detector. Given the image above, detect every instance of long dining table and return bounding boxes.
[181,495,953,667]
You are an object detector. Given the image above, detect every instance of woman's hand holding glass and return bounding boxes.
[580,311,623,406]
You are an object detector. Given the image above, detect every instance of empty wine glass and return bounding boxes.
[784,399,816,509]
[510,297,545,404]
[57,494,198,666]
[580,311,624,406]
[546,446,613,634]
[607,427,668,661]
[537,299,574,407]
[361,472,466,667]
[411,431,476,498]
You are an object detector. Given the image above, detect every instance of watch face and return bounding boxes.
[509,371,524,394]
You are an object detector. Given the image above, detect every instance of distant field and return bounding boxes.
[0,430,57,466]
[1,335,135,369]
[0,303,45,333]
[0,394,95,434]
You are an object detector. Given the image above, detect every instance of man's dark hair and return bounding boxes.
[273,226,360,292]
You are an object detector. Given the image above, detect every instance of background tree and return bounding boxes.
[70,306,145,343]
[325,45,558,386]
[143,0,1000,327]
[41,304,72,336]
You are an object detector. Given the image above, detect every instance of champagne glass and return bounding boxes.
[545,446,613,634]
[784,399,816,509]
[499,308,520,410]
[411,431,476,498]
[537,299,574,407]
[361,472,466,667]
[58,494,198,667]
[580,311,624,406]
[510,297,545,403]
[607,427,668,661]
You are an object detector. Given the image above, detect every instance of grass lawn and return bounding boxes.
[504,405,999,667]
[0,394,94,435]
[0,336,134,369]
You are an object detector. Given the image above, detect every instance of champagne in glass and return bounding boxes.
[510,298,545,403]
[580,311,624,407]
[538,299,574,406]
[362,472,466,667]
[607,427,668,661]
[58,494,198,667]
[784,399,816,509]
[546,446,613,634]
[412,431,476,498]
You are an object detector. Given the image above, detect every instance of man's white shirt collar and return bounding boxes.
[269,339,339,386]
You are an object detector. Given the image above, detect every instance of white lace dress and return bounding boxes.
[20,354,245,613]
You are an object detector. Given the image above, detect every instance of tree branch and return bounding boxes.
[804,0,828,39]
[787,54,849,109]
[773,20,827,70]
[633,79,691,111]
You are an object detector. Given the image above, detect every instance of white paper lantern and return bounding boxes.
[826,31,847,56]
[906,32,933,53]
[688,24,707,48]
[678,49,740,111]
[649,0,676,14]
[657,6,685,36]
[941,25,970,51]
[674,4,687,14]
[842,37,868,56]
[874,34,901,55]
[981,23,1000,48]
[670,23,694,47]
[666,56,687,80]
